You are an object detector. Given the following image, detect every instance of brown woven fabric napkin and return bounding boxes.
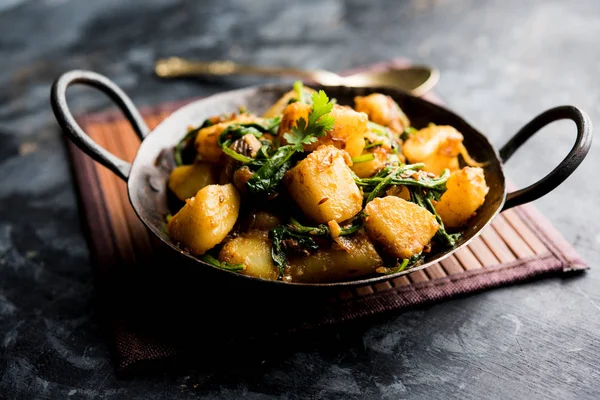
[67,60,587,374]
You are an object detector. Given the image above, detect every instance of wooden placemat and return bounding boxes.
[65,65,587,374]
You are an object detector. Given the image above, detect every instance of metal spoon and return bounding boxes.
[154,57,439,96]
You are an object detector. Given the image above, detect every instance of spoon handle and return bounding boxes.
[155,57,344,85]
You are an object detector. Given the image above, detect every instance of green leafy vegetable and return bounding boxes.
[283,90,335,152]
[356,162,458,248]
[364,141,384,149]
[365,169,398,203]
[367,121,390,136]
[246,91,336,196]
[217,119,282,164]
[355,163,449,204]
[174,118,214,166]
[378,258,409,275]
[262,116,282,135]
[288,215,363,237]
[400,126,418,141]
[410,187,460,247]
[246,146,296,195]
[217,124,271,148]
[351,153,375,163]
[293,80,304,104]
[367,121,401,153]
[376,254,421,275]
[221,146,253,163]
[270,226,320,277]
[269,215,364,276]
[200,253,245,271]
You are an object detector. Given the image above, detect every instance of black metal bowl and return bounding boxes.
[51,70,592,288]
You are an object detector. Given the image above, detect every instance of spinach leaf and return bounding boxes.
[356,163,449,204]
[174,117,214,166]
[270,226,319,277]
[287,215,363,237]
[410,187,460,247]
[400,126,418,141]
[246,145,296,195]
[200,253,245,271]
[351,153,375,163]
[376,254,422,275]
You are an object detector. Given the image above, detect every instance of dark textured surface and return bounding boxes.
[0,0,599,398]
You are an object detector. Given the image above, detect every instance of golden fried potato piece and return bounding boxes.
[285,145,363,224]
[285,231,382,283]
[435,167,489,228]
[350,147,388,178]
[278,103,368,157]
[219,231,278,280]
[194,114,261,164]
[354,93,410,134]
[262,88,316,118]
[402,125,463,175]
[168,184,240,255]
[364,196,439,259]
[168,163,219,201]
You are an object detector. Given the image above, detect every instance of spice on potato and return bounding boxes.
[168,162,219,201]
[168,184,240,255]
[219,231,279,280]
[364,196,440,259]
[402,125,463,175]
[285,145,362,224]
[354,93,410,134]
[435,167,489,228]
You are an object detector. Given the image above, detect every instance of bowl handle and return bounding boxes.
[499,105,592,211]
[51,70,150,181]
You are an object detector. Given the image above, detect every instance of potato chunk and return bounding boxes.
[278,103,368,157]
[285,231,382,283]
[354,93,410,133]
[285,145,362,224]
[194,114,261,164]
[219,231,278,280]
[402,125,463,175]
[364,196,439,259]
[435,167,489,228]
[168,163,219,201]
[262,87,316,118]
[168,184,240,255]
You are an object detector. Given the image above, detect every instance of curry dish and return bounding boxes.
[166,83,489,282]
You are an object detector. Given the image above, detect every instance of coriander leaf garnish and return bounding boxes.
[283,90,335,152]
[246,90,336,196]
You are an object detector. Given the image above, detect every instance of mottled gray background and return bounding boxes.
[1,0,599,398]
